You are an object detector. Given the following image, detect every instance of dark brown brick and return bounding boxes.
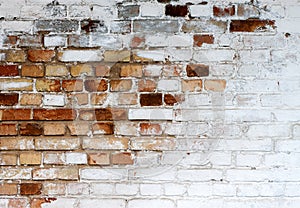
[20,183,42,195]
[213,5,235,17]
[157,0,171,3]
[20,123,43,136]
[230,19,276,32]
[95,108,127,121]
[186,64,209,77]
[33,109,76,121]
[92,122,114,135]
[0,65,19,76]
[165,4,188,17]
[194,35,214,47]
[0,93,19,106]
[85,79,108,92]
[140,93,163,106]
[81,19,108,33]
[0,109,31,121]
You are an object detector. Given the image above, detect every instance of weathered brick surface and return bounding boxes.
[0,1,298,207]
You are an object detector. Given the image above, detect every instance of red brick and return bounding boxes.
[20,123,43,136]
[21,65,44,77]
[138,80,156,92]
[130,35,145,48]
[165,4,188,17]
[84,79,108,92]
[33,109,76,121]
[20,183,42,195]
[62,80,83,92]
[140,123,162,135]
[111,152,134,165]
[0,65,19,76]
[140,93,163,106]
[230,19,275,32]
[0,123,17,136]
[92,122,114,135]
[186,64,209,77]
[194,35,214,47]
[0,184,18,195]
[0,93,19,106]
[0,109,31,121]
[213,5,235,17]
[88,152,110,165]
[28,49,55,62]
[164,94,184,106]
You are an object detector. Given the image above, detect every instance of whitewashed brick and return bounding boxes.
[90,183,114,195]
[212,183,236,196]
[58,50,103,62]
[157,80,180,91]
[236,153,261,167]
[188,94,211,106]
[245,124,290,138]
[265,153,300,167]
[188,183,212,196]
[286,6,300,17]
[115,122,138,136]
[164,183,186,196]
[0,168,31,180]
[43,94,65,106]
[143,65,162,77]
[276,140,300,152]
[189,5,211,17]
[79,199,125,208]
[66,153,87,164]
[128,199,175,208]
[140,184,162,196]
[217,139,272,151]
[129,109,173,120]
[81,168,126,180]
[41,198,77,208]
[177,169,223,181]
[193,49,235,62]
[141,3,164,17]
[135,50,165,62]
[44,35,67,47]
[67,183,89,195]
[167,35,192,47]
[115,183,139,195]
[209,152,232,166]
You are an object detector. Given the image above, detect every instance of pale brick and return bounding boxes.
[66,153,87,164]
[58,50,103,62]
[44,123,65,135]
[20,152,41,165]
[43,94,65,106]
[33,167,78,180]
[46,65,69,77]
[0,79,33,91]
[128,199,175,208]
[129,109,173,120]
[20,94,42,106]
[157,80,180,91]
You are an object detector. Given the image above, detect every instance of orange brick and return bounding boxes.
[92,122,114,135]
[204,79,226,92]
[138,80,156,92]
[20,183,42,195]
[88,152,110,165]
[0,154,17,165]
[62,80,83,92]
[20,93,42,106]
[120,64,143,77]
[91,93,107,105]
[164,94,184,106]
[36,79,61,92]
[21,65,44,77]
[20,152,42,165]
[186,64,209,77]
[6,50,26,62]
[33,109,76,121]
[182,80,202,92]
[111,152,134,165]
[0,123,17,136]
[140,123,162,135]
[70,64,93,77]
[28,49,55,62]
[0,109,32,121]
[0,184,18,195]
[44,123,66,136]
[110,80,132,92]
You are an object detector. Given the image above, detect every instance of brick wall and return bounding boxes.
[0,0,299,207]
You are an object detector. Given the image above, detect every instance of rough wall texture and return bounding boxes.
[0,0,300,207]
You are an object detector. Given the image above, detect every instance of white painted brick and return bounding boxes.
[210,64,235,77]
[20,6,45,19]
[90,183,114,195]
[90,35,122,49]
[157,80,180,91]
[135,151,160,166]
[115,183,139,196]
[143,65,162,77]
[146,34,168,47]
[167,35,192,47]
[67,183,89,195]
[140,184,162,196]
[41,198,77,208]
[135,50,165,62]
[188,183,212,196]
[165,123,187,136]
[141,3,164,17]
[164,183,186,196]
[276,140,300,152]
[128,199,175,208]
[226,169,271,182]
[238,64,260,77]
[217,139,272,151]
[286,6,300,18]
[188,94,211,106]
[0,168,32,180]
[212,183,236,196]
[66,153,87,164]
[193,49,235,62]
[177,169,223,182]
[265,153,300,167]
[166,48,192,62]
[44,35,67,47]
[129,167,176,181]
[43,94,65,107]
[293,124,300,137]
[236,183,259,196]
[245,124,290,138]
[189,5,211,17]
[178,199,223,208]
[115,122,138,136]
[58,50,103,62]
[236,153,262,167]
[285,183,300,196]
[186,122,209,136]
[81,168,126,180]
[79,199,125,208]
[1,21,33,33]
[129,109,173,120]
[209,152,232,166]
[69,5,92,18]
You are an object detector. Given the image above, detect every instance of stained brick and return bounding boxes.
[164,94,183,106]
[230,19,276,32]
[140,123,162,135]
[0,154,18,166]
[138,80,156,92]
[204,79,226,92]
[62,80,83,92]
[0,109,31,121]
[84,79,108,92]
[36,79,61,92]
[92,122,114,135]
[30,198,57,208]
[0,124,17,136]
[140,93,163,106]
[213,5,236,17]
[110,80,132,92]
[111,152,134,165]
[20,123,43,136]
[70,64,93,77]
[20,183,42,195]
[46,65,68,77]
[182,80,202,92]
[186,64,209,77]
[33,109,76,121]
[35,20,79,33]
[0,65,19,76]
[118,93,138,105]
[95,65,110,77]
[21,65,44,77]
[88,152,110,165]
[28,50,55,62]
[91,93,107,105]
[165,4,188,17]
[194,35,214,47]
[81,19,108,33]
[118,5,140,19]
[120,64,143,77]
[6,50,26,62]
[0,93,19,106]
